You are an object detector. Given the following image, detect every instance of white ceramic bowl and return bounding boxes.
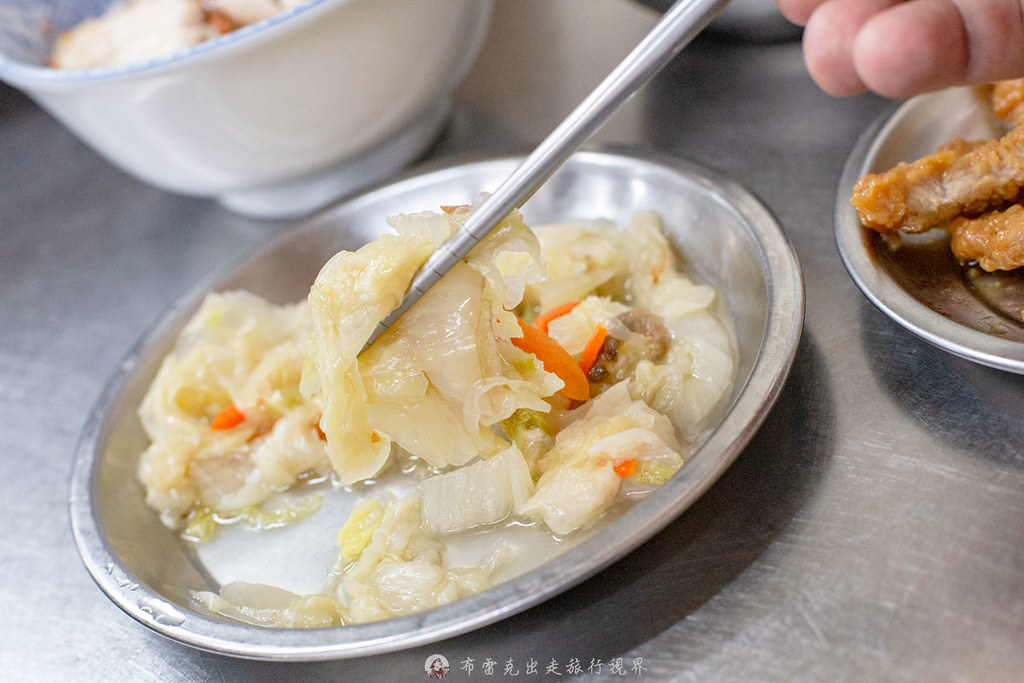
[0,0,493,217]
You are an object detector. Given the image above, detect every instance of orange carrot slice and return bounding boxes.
[533,300,581,334]
[613,458,637,478]
[512,320,590,401]
[578,323,609,376]
[210,404,245,431]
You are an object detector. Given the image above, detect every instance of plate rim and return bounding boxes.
[834,89,1024,374]
[69,147,805,661]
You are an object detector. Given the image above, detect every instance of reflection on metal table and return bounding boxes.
[1,1,1021,681]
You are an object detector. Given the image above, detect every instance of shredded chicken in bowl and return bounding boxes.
[51,0,307,69]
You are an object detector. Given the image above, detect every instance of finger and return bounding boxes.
[801,0,904,96]
[854,0,1024,98]
[775,0,828,25]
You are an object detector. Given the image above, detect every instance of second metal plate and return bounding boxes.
[836,87,1024,373]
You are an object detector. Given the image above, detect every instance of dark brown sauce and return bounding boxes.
[868,230,1024,343]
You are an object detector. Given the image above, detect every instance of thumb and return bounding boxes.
[849,0,1024,98]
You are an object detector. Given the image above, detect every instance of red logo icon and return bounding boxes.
[425,654,450,679]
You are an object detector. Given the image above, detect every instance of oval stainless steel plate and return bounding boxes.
[69,148,804,661]
[835,87,1024,373]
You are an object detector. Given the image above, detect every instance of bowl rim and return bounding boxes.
[68,147,805,661]
[0,0,349,84]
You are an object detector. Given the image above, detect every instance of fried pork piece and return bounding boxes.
[851,126,1024,234]
[950,204,1024,271]
[992,78,1024,126]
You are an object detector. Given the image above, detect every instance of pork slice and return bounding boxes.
[950,204,1024,272]
[852,126,1024,234]
[992,78,1024,126]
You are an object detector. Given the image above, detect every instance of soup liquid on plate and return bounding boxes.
[869,230,1024,343]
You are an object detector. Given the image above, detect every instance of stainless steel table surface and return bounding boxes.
[2,1,1022,681]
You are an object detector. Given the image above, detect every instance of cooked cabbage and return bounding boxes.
[184,493,322,543]
[136,291,325,527]
[303,198,560,482]
[301,231,435,484]
[140,203,738,629]
[337,497,385,563]
[336,495,509,623]
[522,220,623,314]
[194,582,342,629]
[545,296,629,356]
[518,383,682,534]
[621,212,736,440]
[528,212,735,441]
[418,446,534,534]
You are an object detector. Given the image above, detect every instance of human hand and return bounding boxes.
[776,0,1024,98]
